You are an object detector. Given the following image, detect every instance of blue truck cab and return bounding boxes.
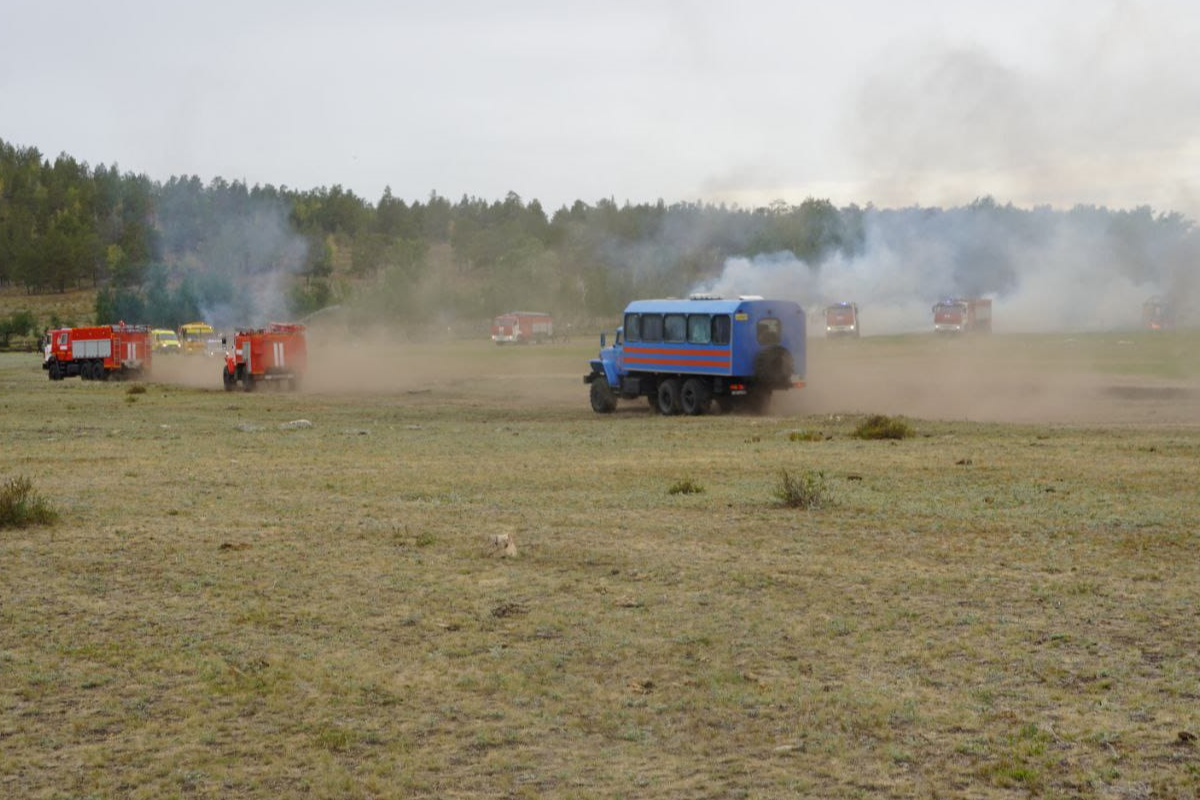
[584,295,806,415]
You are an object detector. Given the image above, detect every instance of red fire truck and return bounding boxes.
[222,322,307,391]
[43,324,153,381]
[491,312,554,345]
[823,302,860,337]
[933,298,992,334]
[1142,297,1174,331]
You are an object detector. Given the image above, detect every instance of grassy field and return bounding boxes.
[0,288,96,332]
[1,340,1198,799]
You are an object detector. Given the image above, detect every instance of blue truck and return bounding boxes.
[584,295,806,415]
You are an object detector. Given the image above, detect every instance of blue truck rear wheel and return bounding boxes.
[656,379,682,415]
[680,378,711,415]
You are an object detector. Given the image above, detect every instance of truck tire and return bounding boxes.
[96,365,108,382]
[589,374,618,414]
[680,378,711,416]
[83,362,95,381]
[656,378,682,416]
[223,366,236,391]
[241,368,254,392]
[48,361,61,381]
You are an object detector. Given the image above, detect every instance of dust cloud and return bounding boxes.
[147,353,226,389]
[146,323,1200,427]
[779,337,1200,426]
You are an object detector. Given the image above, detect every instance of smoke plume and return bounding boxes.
[697,204,1199,334]
[156,179,309,329]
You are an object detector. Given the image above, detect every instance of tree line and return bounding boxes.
[1,136,1195,333]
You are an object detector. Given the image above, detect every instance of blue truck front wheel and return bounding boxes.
[590,374,617,413]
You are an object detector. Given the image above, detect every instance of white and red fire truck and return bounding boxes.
[491,312,553,345]
[933,298,992,334]
[823,302,860,337]
[222,322,307,391]
[43,324,153,381]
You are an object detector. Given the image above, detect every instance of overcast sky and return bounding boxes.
[3,0,1198,214]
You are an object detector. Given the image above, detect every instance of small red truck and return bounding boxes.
[823,302,860,337]
[491,312,553,345]
[1142,297,1174,330]
[43,324,152,381]
[222,322,307,391]
[933,298,992,334]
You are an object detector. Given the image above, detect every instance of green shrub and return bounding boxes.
[668,478,705,495]
[0,476,59,529]
[788,430,822,442]
[773,469,828,509]
[853,414,914,440]
[126,384,147,395]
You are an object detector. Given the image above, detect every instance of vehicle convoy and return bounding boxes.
[824,302,860,337]
[178,321,220,355]
[222,322,306,391]
[584,295,806,415]
[1142,297,1174,330]
[151,329,182,354]
[491,312,553,344]
[43,324,152,381]
[933,298,992,334]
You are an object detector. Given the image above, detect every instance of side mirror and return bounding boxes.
[221,336,227,346]
[600,333,606,348]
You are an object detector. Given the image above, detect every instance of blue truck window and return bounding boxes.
[757,317,781,346]
[641,314,663,342]
[625,313,641,342]
[664,314,686,343]
[687,314,711,344]
[712,315,731,345]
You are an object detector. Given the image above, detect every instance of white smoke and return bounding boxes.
[157,183,310,329]
[695,206,1196,334]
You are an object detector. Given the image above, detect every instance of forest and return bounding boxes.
[1,137,1196,333]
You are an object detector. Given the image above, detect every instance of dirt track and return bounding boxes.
[148,332,1200,426]
[788,350,1200,426]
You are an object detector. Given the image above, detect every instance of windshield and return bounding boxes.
[181,326,213,340]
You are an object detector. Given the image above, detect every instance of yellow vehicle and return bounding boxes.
[151,328,182,354]
[178,322,218,355]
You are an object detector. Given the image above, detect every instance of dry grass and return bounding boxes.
[0,475,58,529]
[0,287,96,339]
[667,478,705,495]
[853,414,915,440]
[0,344,1198,798]
[773,468,829,509]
